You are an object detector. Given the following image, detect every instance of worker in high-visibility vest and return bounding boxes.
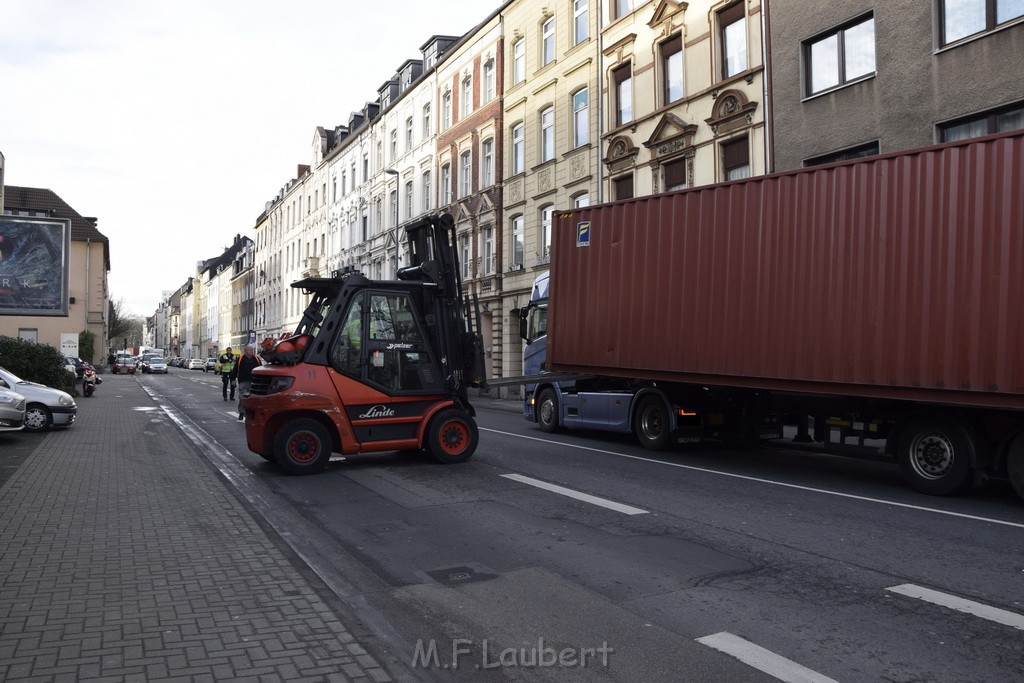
[218,346,238,401]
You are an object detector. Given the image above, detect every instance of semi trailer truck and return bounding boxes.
[518,130,1024,500]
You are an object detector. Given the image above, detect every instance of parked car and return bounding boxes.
[113,357,137,374]
[64,358,78,377]
[187,358,205,370]
[146,357,168,374]
[0,366,76,432]
[65,356,89,379]
[203,358,217,372]
[0,386,27,432]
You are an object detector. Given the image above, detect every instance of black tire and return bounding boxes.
[24,403,53,432]
[425,409,479,464]
[1007,432,1024,503]
[634,395,671,451]
[273,418,332,475]
[896,417,975,496]
[83,385,93,397]
[536,388,560,433]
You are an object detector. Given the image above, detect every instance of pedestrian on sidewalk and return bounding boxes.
[236,345,261,420]
[218,346,238,402]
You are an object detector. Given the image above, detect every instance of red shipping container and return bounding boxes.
[549,131,1024,410]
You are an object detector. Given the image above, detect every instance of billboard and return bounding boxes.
[0,216,71,316]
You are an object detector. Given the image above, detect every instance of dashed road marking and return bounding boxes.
[886,584,1024,630]
[500,473,648,515]
[696,632,839,683]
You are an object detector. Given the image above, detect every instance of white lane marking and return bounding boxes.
[500,473,648,515]
[482,428,1024,530]
[696,632,839,683]
[886,584,1024,630]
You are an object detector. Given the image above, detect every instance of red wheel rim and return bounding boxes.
[287,432,320,463]
[439,420,470,455]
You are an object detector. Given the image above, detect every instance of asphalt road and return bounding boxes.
[133,368,1024,682]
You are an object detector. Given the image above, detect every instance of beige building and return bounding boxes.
[0,185,110,364]
[499,0,601,392]
[600,0,766,199]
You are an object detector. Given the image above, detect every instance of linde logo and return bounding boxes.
[358,405,396,419]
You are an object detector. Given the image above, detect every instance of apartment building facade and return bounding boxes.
[766,0,1024,169]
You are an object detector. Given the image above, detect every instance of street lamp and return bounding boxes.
[385,168,400,277]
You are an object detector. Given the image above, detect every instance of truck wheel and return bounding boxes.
[426,409,479,464]
[537,389,561,433]
[634,396,671,451]
[896,417,975,496]
[1007,432,1024,503]
[273,418,332,475]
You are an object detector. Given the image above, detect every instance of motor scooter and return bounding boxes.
[82,365,102,397]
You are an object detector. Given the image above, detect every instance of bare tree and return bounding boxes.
[108,298,144,350]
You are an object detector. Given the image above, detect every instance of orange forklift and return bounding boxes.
[244,212,487,474]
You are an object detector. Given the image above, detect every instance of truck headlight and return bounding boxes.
[267,377,294,394]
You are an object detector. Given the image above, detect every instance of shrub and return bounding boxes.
[79,330,96,365]
[0,335,76,395]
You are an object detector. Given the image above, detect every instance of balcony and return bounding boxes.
[301,256,320,278]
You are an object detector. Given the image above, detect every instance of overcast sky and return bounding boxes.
[0,0,499,317]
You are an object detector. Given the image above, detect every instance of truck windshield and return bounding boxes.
[527,304,548,341]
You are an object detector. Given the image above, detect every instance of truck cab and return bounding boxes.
[244,213,486,474]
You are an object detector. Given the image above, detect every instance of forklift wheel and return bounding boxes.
[274,418,332,475]
[426,409,479,464]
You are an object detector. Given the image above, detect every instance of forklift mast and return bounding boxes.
[398,213,488,402]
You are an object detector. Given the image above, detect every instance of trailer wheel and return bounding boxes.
[634,396,671,451]
[1007,432,1024,503]
[273,418,332,475]
[426,409,479,464]
[537,389,561,433]
[896,417,975,496]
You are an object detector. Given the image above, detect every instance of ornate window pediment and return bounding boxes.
[603,135,639,171]
[643,113,698,158]
[648,0,688,29]
[705,89,758,135]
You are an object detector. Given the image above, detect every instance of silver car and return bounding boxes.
[147,357,169,374]
[0,366,77,432]
[0,386,27,432]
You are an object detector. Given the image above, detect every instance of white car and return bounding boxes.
[0,386,27,432]
[147,357,169,374]
[187,358,205,370]
[0,366,77,432]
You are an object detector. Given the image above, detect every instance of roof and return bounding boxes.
[3,185,110,269]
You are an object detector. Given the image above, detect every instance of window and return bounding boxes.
[542,17,555,66]
[805,15,875,96]
[613,63,633,126]
[482,226,495,275]
[942,0,1024,45]
[340,171,347,198]
[614,0,632,20]
[18,328,37,343]
[939,101,1024,141]
[663,158,687,191]
[483,61,495,102]
[573,88,589,147]
[461,76,473,118]
[722,137,750,180]
[460,233,471,278]
[422,104,432,139]
[803,141,880,166]
[511,215,525,267]
[422,170,432,212]
[482,138,494,187]
[331,177,337,202]
[661,34,684,104]
[377,142,383,167]
[540,107,555,162]
[405,181,413,219]
[460,151,472,197]
[351,162,356,191]
[389,189,398,227]
[574,193,590,208]
[574,0,589,44]
[441,163,452,204]
[719,2,747,78]
[540,205,554,259]
[406,117,414,149]
[363,153,369,180]
[613,174,634,200]
[442,91,452,129]
[513,39,526,84]
[390,130,398,159]
[512,123,525,174]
